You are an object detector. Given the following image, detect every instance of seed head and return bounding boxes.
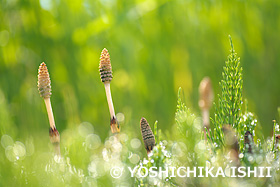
[140,117,155,154]
[38,62,52,98]
[99,48,113,83]
[199,77,214,110]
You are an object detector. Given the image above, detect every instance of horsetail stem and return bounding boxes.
[38,62,60,155]
[199,77,214,139]
[99,48,120,133]
[140,117,155,156]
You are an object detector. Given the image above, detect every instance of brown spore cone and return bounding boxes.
[38,62,52,98]
[99,48,113,83]
[140,117,155,154]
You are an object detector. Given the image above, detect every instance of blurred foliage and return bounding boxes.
[0,0,280,139]
[0,0,280,186]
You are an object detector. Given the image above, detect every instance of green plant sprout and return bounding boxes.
[154,120,159,145]
[176,87,201,148]
[210,35,243,151]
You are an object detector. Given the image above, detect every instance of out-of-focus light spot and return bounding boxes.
[171,142,183,157]
[85,134,101,150]
[112,142,122,153]
[194,117,203,130]
[256,155,263,164]
[104,140,111,149]
[224,165,231,177]
[109,136,117,142]
[5,146,16,162]
[127,0,157,19]
[13,141,26,158]
[130,138,141,149]
[239,153,244,158]
[195,140,206,153]
[25,138,35,156]
[100,0,116,8]
[143,158,149,165]
[266,152,274,164]
[88,161,98,177]
[129,154,140,164]
[39,0,52,11]
[54,154,63,164]
[102,148,109,161]
[1,134,14,149]
[119,133,128,142]
[5,141,26,162]
[0,30,9,47]
[78,122,94,137]
[162,140,168,146]
[248,155,254,163]
[116,113,125,123]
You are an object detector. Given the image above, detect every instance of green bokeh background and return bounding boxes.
[0,0,279,141]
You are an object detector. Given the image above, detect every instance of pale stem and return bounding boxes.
[44,98,56,129]
[104,83,115,119]
[202,109,210,128]
[202,109,210,140]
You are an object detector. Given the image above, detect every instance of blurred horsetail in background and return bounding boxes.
[199,77,214,139]
[37,62,60,155]
[99,48,120,134]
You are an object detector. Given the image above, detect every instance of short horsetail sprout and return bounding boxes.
[140,117,155,156]
[199,77,214,139]
[38,62,60,155]
[244,131,253,153]
[99,48,120,133]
